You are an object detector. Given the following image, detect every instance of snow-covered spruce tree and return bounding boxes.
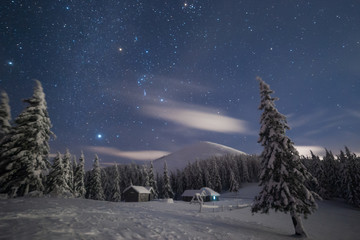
[162,160,174,199]
[341,147,360,207]
[212,160,222,193]
[252,77,318,237]
[0,91,11,141]
[73,152,86,198]
[148,161,158,198]
[322,149,339,198]
[143,165,150,186]
[202,166,213,189]
[62,149,73,193]
[46,152,71,196]
[309,151,327,199]
[193,160,203,189]
[87,154,105,200]
[111,164,121,202]
[0,80,54,197]
[229,169,240,192]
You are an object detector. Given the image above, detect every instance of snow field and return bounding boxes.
[0,184,359,240]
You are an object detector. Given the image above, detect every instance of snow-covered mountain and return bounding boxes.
[153,141,247,173]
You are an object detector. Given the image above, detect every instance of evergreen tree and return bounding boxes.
[229,169,240,192]
[143,165,150,186]
[111,164,121,202]
[240,158,250,182]
[251,77,318,237]
[0,91,11,141]
[72,156,77,192]
[309,151,327,199]
[341,147,360,207]
[193,160,203,189]
[322,149,339,198]
[175,170,184,199]
[212,160,222,193]
[62,149,73,193]
[148,161,158,198]
[73,152,86,198]
[162,161,174,199]
[87,154,105,200]
[0,80,53,197]
[46,152,71,196]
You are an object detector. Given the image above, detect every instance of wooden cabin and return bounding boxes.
[123,185,153,202]
[181,187,220,202]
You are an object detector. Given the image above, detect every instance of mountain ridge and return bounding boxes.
[152,141,247,173]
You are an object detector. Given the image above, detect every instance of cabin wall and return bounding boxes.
[139,193,149,202]
[123,189,140,202]
[182,196,193,202]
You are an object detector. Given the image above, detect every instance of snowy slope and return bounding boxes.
[0,184,359,240]
[153,141,247,173]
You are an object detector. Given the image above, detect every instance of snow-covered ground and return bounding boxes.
[0,184,359,240]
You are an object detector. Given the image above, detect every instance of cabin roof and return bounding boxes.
[200,187,220,196]
[123,185,151,194]
[181,190,201,197]
[181,187,220,197]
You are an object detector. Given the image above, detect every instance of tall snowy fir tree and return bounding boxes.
[0,80,54,197]
[0,91,11,141]
[341,147,360,207]
[73,152,86,198]
[111,164,121,202]
[148,161,158,199]
[229,169,240,192]
[62,149,73,194]
[162,160,173,199]
[251,77,318,237]
[322,149,339,198]
[87,154,104,200]
[143,165,150,187]
[212,160,222,193]
[46,152,71,196]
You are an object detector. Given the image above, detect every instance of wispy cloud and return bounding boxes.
[287,110,326,128]
[347,109,360,119]
[295,145,325,157]
[86,146,170,161]
[142,102,253,134]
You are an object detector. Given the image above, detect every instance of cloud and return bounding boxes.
[347,109,360,119]
[295,145,325,157]
[86,146,170,161]
[142,103,252,134]
[287,110,326,128]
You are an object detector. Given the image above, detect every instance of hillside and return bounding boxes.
[153,141,247,173]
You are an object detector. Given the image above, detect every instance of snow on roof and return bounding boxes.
[200,187,220,196]
[144,186,154,192]
[123,185,151,194]
[181,190,201,197]
[181,188,220,197]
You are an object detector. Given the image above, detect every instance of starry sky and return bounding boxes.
[1,0,360,166]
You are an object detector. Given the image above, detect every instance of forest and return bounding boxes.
[0,80,359,211]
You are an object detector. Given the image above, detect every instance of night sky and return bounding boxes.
[1,0,360,166]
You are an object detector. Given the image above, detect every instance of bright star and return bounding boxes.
[97,134,102,139]
[7,61,13,66]
[118,47,123,52]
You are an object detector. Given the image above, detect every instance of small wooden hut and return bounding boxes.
[123,185,153,202]
[181,187,220,202]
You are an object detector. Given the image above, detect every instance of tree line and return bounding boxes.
[301,147,360,208]
[0,79,359,216]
